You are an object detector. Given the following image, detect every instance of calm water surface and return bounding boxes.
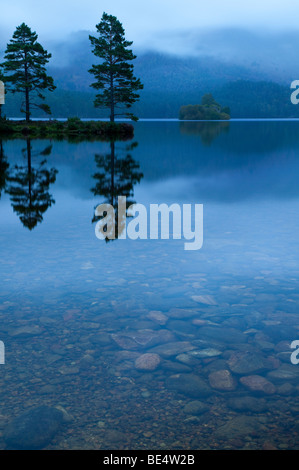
[0,121,298,449]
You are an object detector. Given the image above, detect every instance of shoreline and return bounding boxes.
[0,118,134,140]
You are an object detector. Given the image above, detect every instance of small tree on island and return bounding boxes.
[89,12,143,122]
[2,23,55,122]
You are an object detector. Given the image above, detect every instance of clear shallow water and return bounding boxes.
[0,121,298,449]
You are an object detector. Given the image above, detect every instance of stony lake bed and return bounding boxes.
[0,279,298,449]
[0,120,298,449]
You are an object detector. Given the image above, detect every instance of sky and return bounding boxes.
[1,0,299,48]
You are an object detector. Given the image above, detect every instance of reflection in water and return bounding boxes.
[0,123,298,450]
[179,121,230,145]
[0,140,9,199]
[91,140,143,240]
[5,139,58,230]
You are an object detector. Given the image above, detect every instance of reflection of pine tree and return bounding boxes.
[91,140,143,240]
[6,139,58,230]
[0,140,9,199]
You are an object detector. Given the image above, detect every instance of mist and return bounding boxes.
[35,27,299,86]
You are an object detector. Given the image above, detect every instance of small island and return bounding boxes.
[179,93,230,121]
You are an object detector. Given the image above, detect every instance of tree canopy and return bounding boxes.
[2,23,55,121]
[6,139,58,230]
[179,94,230,120]
[89,13,143,122]
[92,140,143,240]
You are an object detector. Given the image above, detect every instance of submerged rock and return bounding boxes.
[227,396,268,412]
[183,400,209,415]
[4,406,64,449]
[215,415,265,439]
[228,351,271,375]
[276,383,296,396]
[197,326,247,344]
[208,369,236,391]
[147,311,168,325]
[162,360,192,373]
[191,295,217,305]
[135,353,161,371]
[203,359,230,374]
[240,375,276,395]
[189,348,222,359]
[167,319,197,335]
[89,332,112,346]
[166,373,212,398]
[167,308,200,319]
[111,329,175,350]
[267,364,299,382]
[149,341,196,358]
[8,325,43,337]
[176,353,200,366]
[130,329,174,347]
[111,334,139,350]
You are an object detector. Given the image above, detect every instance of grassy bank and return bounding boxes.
[0,117,134,140]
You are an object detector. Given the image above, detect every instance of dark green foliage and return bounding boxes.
[179,94,231,121]
[89,13,143,121]
[2,77,298,119]
[5,139,58,230]
[92,140,143,241]
[201,93,217,106]
[215,80,292,118]
[2,23,55,121]
[66,116,82,132]
[0,118,134,140]
[221,106,231,115]
[92,142,143,203]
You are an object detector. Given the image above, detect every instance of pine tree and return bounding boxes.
[92,141,143,240]
[89,13,143,122]
[6,139,58,229]
[2,23,55,121]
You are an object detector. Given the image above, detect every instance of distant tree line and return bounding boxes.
[3,79,299,120]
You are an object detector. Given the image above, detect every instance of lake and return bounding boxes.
[0,120,298,449]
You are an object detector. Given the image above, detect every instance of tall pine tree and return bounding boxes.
[89,13,143,122]
[2,23,55,121]
[6,139,58,230]
[92,141,143,240]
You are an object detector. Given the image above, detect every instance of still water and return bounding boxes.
[0,121,298,449]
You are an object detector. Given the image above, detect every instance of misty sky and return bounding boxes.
[1,0,299,49]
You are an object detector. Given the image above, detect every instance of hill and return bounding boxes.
[0,30,297,119]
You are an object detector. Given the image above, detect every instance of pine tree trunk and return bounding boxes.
[27,138,32,207]
[25,87,30,122]
[110,140,115,203]
[110,72,114,122]
[24,56,30,122]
